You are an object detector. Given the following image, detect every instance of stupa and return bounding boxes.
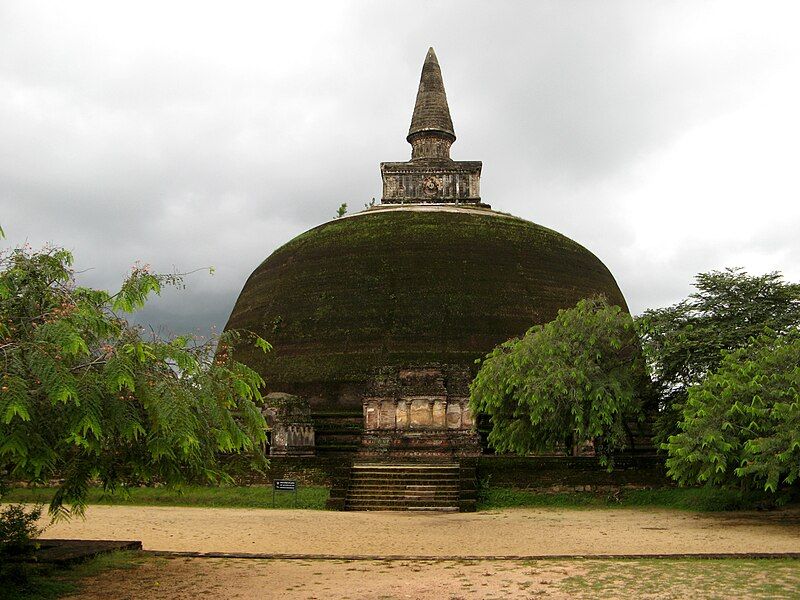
[224,48,628,458]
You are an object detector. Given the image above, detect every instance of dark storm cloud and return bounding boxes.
[2,1,798,334]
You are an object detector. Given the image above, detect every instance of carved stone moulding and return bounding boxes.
[380,161,482,204]
[362,364,476,434]
[263,392,315,456]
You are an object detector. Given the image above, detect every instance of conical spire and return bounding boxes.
[380,47,482,205]
[407,47,455,143]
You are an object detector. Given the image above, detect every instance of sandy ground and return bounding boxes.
[38,505,800,556]
[61,556,800,600]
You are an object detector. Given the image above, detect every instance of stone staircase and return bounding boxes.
[344,462,462,511]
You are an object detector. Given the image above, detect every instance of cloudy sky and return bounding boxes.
[2,1,799,336]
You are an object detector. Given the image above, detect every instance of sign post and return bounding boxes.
[272,479,298,508]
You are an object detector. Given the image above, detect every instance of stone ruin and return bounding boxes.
[263,392,315,456]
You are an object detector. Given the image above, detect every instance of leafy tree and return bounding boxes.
[335,203,348,218]
[636,268,800,444]
[0,242,271,518]
[664,333,800,494]
[470,297,645,465]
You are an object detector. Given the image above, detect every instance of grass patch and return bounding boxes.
[0,550,145,600]
[556,558,800,599]
[3,484,329,510]
[479,487,775,512]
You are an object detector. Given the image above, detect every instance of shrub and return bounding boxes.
[0,503,43,558]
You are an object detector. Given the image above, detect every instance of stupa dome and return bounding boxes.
[225,204,626,409]
[223,48,628,454]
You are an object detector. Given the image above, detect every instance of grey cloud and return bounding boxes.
[2,1,798,336]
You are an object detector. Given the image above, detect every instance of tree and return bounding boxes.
[664,333,800,494]
[636,268,800,444]
[335,203,348,218]
[469,297,645,465]
[0,242,271,518]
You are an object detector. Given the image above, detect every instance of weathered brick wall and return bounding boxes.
[476,455,672,491]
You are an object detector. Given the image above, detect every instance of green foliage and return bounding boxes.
[470,297,645,465]
[637,268,800,444]
[0,244,271,518]
[0,503,43,557]
[664,334,800,494]
[335,202,347,218]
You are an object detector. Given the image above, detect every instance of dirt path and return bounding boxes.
[39,506,800,556]
[62,556,800,600]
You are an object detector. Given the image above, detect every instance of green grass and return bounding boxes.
[478,486,776,512]
[0,550,145,600]
[3,484,329,510]
[554,558,800,599]
[5,484,778,514]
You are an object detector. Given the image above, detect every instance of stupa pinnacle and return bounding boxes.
[407,47,456,154]
[380,47,484,205]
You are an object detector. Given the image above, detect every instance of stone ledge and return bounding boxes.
[147,550,800,561]
[31,539,142,565]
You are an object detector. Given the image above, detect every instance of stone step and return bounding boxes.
[351,469,459,474]
[348,485,459,493]
[346,506,459,512]
[351,474,459,479]
[349,500,460,506]
[350,482,459,488]
[346,499,459,509]
[351,469,459,475]
[350,492,459,498]
[350,478,459,486]
[350,474,458,480]
[352,463,459,468]
[350,490,459,500]
[344,505,459,512]
[345,461,470,513]
[351,471,458,477]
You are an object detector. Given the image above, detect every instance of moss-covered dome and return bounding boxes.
[224,205,627,412]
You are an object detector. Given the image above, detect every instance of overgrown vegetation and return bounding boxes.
[0,239,272,519]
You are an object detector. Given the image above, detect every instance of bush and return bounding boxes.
[0,503,43,558]
[0,503,44,588]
